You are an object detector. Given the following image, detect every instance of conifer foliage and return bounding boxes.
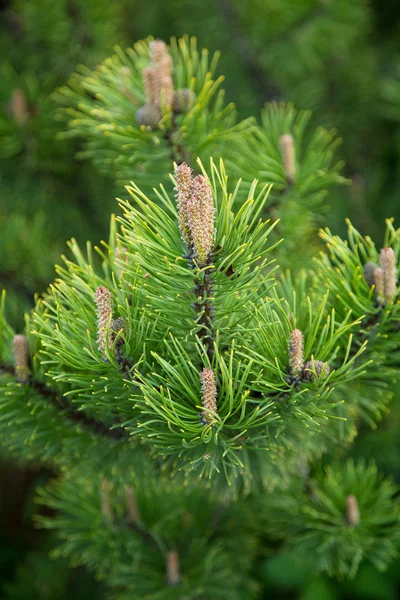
[1,35,400,598]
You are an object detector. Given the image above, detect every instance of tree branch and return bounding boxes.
[163,113,191,165]
[190,259,216,363]
[0,363,127,441]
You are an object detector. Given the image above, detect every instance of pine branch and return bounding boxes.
[262,460,400,579]
[175,163,217,362]
[54,37,251,190]
[163,113,190,165]
[37,473,259,599]
[0,362,126,440]
[192,262,215,363]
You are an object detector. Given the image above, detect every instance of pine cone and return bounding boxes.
[136,103,161,128]
[303,360,330,381]
[363,262,379,287]
[173,88,196,114]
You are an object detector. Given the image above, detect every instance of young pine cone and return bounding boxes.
[363,262,379,287]
[303,360,330,381]
[136,103,161,128]
[173,88,196,114]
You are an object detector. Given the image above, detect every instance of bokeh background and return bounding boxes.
[1,1,400,597]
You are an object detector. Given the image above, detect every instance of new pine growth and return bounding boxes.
[95,286,113,359]
[175,162,193,248]
[289,332,330,381]
[289,329,304,377]
[374,267,385,305]
[280,133,296,184]
[137,39,173,127]
[149,40,174,109]
[346,494,360,527]
[124,485,141,524]
[174,163,215,265]
[137,39,196,128]
[200,368,217,424]
[166,551,181,586]
[187,175,215,265]
[13,335,30,383]
[100,479,114,522]
[363,248,397,305]
[380,247,397,303]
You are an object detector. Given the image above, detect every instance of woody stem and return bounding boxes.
[192,263,215,363]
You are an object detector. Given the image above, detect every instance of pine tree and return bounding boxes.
[2,33,400,599]
[54,37,346,269]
